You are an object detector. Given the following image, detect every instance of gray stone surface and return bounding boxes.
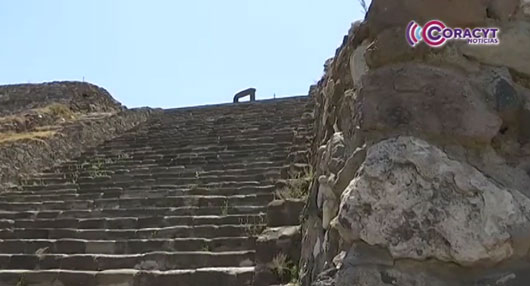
[337,136,530,266]
[359,63,502,144]
[460,21,530,78]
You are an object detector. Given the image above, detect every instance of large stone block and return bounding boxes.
[337,136,530,266]
[332,242,530,286]
[349,40,369,88]
[365,27,428,69]
[255,226,302,265]
[267,199,305,227]
[366,0,487,37]
[461,21,530,78]
[359,63,502,144]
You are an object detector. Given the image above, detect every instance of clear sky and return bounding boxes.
[0,1,368,108]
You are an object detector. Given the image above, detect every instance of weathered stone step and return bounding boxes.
[0,267,254,286]
[23,171,280,189]
[84,150,290,165]
[104,132,311,150]
[0,250,255,271]
[81,143,293,161]
[104,125,302,139]
[96,130,311,152]
[0,224,265,240]
[0,193,274,212]
[97,137,295,152]
[5,214,264,230]
[0,236,257,254]
[49,160,281,177]
[37,166,282,181]
[135,127,312,140]
[18,180,268,193]
[52,158,287,173]
[0,206,266,220]
[102,129,298,142]
[55,159,284,175]
[1,185,276,201]
[97,138,294,152]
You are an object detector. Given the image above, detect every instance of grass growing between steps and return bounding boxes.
[275,167,313,200]
[269,253,300,285]
[221,200,230,216]
[16,277,27,286]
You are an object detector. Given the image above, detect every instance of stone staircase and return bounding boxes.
[0,96,311,286]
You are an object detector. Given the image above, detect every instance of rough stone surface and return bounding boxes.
[366,0,487,37]
[330,242,530,286]
[256,226,302,265]
[487,0,520,20]
[267,199,305,227]
[461,21,530,78]
[349,40,369,88]
[317,175,337,230]
[365,27,427,69]
[360,63,502,144]
[337,136,530,265]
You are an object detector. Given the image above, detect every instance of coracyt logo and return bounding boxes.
[406,20,500,48]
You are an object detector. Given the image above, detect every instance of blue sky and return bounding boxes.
[0,1,367,108]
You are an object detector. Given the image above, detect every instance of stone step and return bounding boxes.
[5,214,264,230]
[0,250,255,271]
[119,130,311,143]
[95,139,294,153]
[89,135,309,156]
[96,133,311,152]
[104,126,301,139]
[0,267,254,286]
[23,171,281,187]
[0,206,266,220]
[0,237,257,254]
[95,139,294,152]
[0,224,265,240]
[0,185,276,202]
[18,180,268,193]
[74,144,291,157]
[0,193,274,212]
[36,166,282,181]
[80,144,293,162]
[100,130,298,143]
[46,160,282,178]
[53,157,288,174]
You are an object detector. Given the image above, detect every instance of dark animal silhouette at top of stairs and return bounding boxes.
[0,96,311,286]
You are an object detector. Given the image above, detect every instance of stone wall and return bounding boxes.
[0,82,158,188]
[300,1,530,285]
